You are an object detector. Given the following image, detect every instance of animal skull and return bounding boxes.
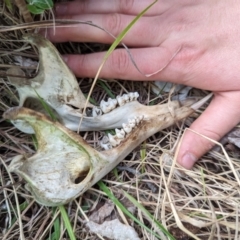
[3,94,210,206]
[4,34,212,206]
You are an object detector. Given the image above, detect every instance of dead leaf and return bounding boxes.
[86,219,140,240]
[89,201,115,224]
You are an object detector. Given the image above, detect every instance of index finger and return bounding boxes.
[55,0,172,16]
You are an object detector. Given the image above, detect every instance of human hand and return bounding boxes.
[45,0,240,169]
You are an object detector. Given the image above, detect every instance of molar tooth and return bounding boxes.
[134,115,144,124]
[108,98,118,110]
[128,92,135,101]
[128,118,136,128]
[133,92,139,101]
[116,95,125,106]
[100,100,111,113]
[134,116,140,124]
[122,94,130,103]
[92,107,102,117]
[108,133,120,147]
[100,136,112,150]
[115,128,125,139]
[122,123,132,134]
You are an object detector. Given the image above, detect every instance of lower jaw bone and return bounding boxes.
[3,94,211,206]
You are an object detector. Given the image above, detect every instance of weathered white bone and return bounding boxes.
[7,34,147,134]
[4,34,213,206]
[3,94,211,206]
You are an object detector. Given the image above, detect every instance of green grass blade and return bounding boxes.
[33,89,57,121]
[98,80,115,98]
[98,181,163,239]
[59,205,76,240]
[123,191,176,240]
[50,207,60,240]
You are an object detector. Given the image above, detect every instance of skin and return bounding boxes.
[45,0,240,169]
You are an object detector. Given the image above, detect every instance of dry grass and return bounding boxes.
[1,1,240,240]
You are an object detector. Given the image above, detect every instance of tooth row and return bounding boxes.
[116,92,139,106]
[100,98,118,114]
[90,92,139,117]
[100,115,144,150]
[99,92,139,114]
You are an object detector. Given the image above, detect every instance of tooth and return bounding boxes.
[108,98,117,110]
[92,107,102,117]
[116,95,125,106]
[108,133,120,147]
[100,100,111,113]
[108,98,117,111]
[100,136,112,150]
[122,94,129,103]
[134,115,144,124]
[128,118,136,128]
[128,92,135,101]
[135,116,140,124]
[122,123,132,134]
[115,128,125,139]
[133,92,139,101]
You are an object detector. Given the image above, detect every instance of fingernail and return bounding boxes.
[181,152,197,169]
[55,4,68,15]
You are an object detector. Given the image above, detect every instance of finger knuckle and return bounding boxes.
[118,0,134,13]
[203,128,222,142]
[169,45,200,84]
[103,13,122,36]
[109,50,130,76]
[193,127,222,152]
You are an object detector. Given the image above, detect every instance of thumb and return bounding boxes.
[177,92,240,169]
